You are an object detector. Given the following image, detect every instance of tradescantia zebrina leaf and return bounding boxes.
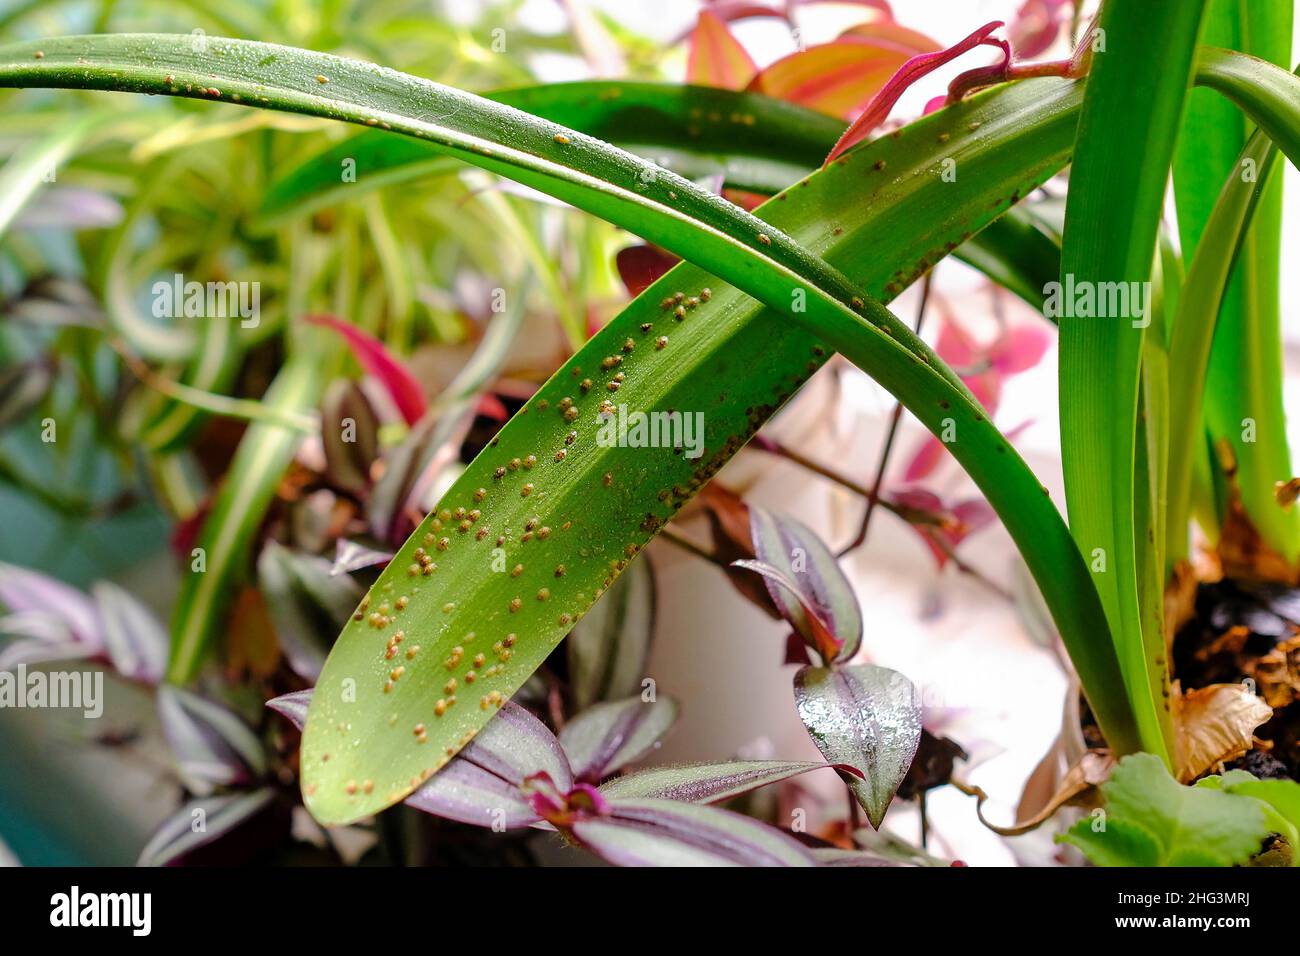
[0,34,1134,818]
[794,664,922,829]
[567,556,656,710]
[558,695,679,783]
[138,790,275,867]
[599,759,830,804]
[735,504,862,664]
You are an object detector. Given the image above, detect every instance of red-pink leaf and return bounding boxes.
[615,244,680,298]
[747,20,939,120]
[702,1,791,25]
[307,314,427,426]
[823,20,1008,164]
[668,2,789,47]
[989,321,1052,374]
[1008,0,1072,59]
[902,433,946,482]
[935,315,980,366]
[477,392,509,422]
[905,314,1049,479]
[890,487,997,568]
[687,10,758,88]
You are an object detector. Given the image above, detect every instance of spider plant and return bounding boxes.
[3,0,1300,865]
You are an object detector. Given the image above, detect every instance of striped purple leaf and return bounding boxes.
[458,700,573,790]
[0,562,103,668]
[270,691,826,862]
[600,759,830,804]
[330,539,394,577]
[399,702,571,828]
[138,790,275,867]
[736,505,862,663]
[812,847,905,867]
[92,580,166,685]
[14,185,123,229]
[368,401,478,544]
[320,379,380,494]
[567,557,657,710]
[404,758,542,829]
[0,565,166,684]
[794,663,921,828]
[259,542,362,682]
[0,637,89,668]
[570,798,815,866]
[558,695,678,783]
[269,693,567,829]
[266,689,313,730]
[159,687,267,795]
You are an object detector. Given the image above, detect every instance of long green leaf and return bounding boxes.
[1196,46,1300,165]
[0,34,1138,820]
[1167,129,1281,564]
[257,78,1058,310]
[256,80,846,223]
[1174,3,1296,564]
[1174,4,1256,260]
[167,347,322,681]
[1057,0,1208,765]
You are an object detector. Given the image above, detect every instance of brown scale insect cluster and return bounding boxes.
[362,273,737,766]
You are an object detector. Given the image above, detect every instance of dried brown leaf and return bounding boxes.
[974,750,1114,836]
[1173,682,1272,782]
[1218,498,1297,585]
[1245,634,1300,709]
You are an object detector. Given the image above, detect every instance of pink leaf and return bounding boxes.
[989,321,1052,375]
[964,370,1002,416]
[720,187,767,211]
[823,20,1008,165]
[890,487,995,569]
[1008,0,1072,59]
[687,10,759,88]
[935,317,981,366]
[477,392,509,422]
[614,244,680,298]
[307,314,427,426]
[903,434,947,483]
[747,22,939,120]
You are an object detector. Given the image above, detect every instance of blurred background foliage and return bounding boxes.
[0,0,656,864]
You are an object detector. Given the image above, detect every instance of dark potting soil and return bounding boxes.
[1076,578,1300,781]
[1171,579,1300,781]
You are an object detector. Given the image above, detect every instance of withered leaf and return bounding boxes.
[1174,682,1272,782]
